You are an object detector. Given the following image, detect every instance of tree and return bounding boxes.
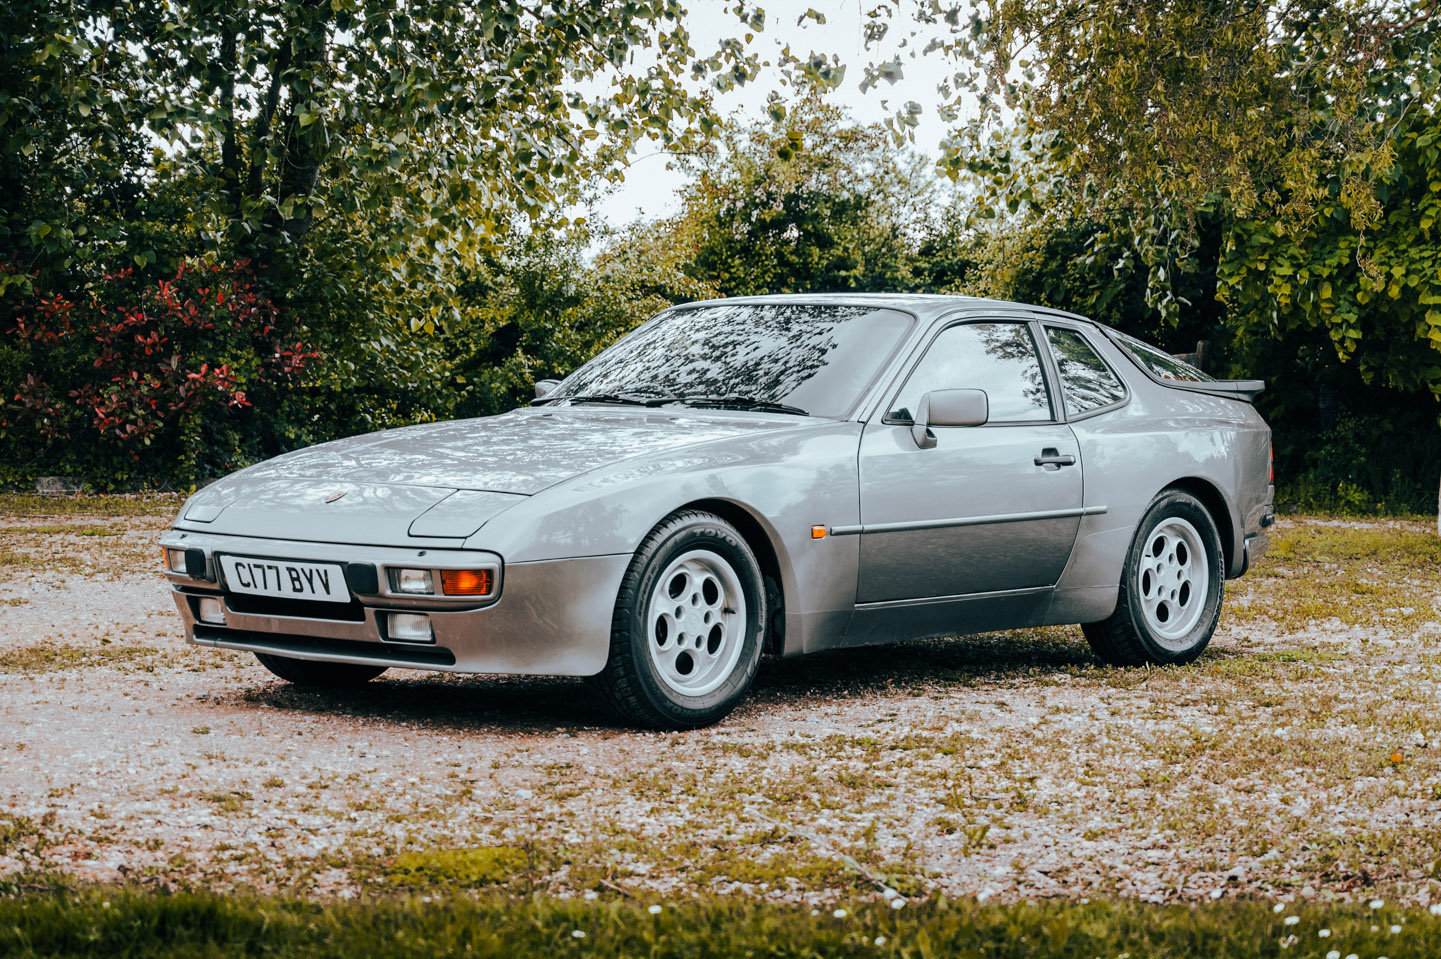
[665,94,937,296]
[868,1,1435,220]
[1,0,778,485]
[872,2,1441,394]
[2,0,771,282]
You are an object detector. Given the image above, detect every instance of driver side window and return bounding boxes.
[887,322,1053,423]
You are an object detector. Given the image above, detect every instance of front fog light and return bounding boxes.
[164,548,187,573]
[387,612,434,644]
[391,568,433,594]
[197,596,226,625]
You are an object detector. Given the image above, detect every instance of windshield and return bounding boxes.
[1110,329,1216,383]
[541,304,915,418]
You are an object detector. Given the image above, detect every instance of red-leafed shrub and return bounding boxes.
[2,261,319,488]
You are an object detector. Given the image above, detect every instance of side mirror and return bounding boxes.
[911,389,988,449]
[534,378,560,399]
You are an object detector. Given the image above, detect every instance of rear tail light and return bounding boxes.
[441,569,493,596]
[1269,444,1274,484]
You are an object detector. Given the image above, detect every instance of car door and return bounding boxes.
[854,317,1084,605]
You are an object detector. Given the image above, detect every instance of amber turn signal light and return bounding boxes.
[811,525,827,539]
[440,568,493,596]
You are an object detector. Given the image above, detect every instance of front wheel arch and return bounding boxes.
[672,497,791,657]
[591,509,768,729]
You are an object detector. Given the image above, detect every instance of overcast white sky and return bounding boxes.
[588,0,968,227]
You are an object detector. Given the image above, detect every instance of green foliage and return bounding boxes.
[1,0,778,486]
[668,95,936,296]
[1276,411,1441,514]
[1,0,767,276]
[1219,110,1441,398]
[888,1,1441,401]
[3,885,1441,958]
[875,1,1434,231]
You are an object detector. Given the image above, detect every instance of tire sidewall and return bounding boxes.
[1121,492,1224,664]
[624,518,765,725]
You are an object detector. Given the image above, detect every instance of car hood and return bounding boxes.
[176,407,811,543]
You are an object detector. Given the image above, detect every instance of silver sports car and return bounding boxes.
[162,294,1274,728]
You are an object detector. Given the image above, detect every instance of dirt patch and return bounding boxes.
[1,511,1439,909]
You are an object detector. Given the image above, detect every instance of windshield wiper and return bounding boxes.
[535,392,677,407]
[673,394,809,416]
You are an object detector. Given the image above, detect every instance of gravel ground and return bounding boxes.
[2,502,1439,908]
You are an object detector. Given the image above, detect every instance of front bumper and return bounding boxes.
[160,530,628,676]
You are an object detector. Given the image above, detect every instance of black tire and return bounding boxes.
[254,652,388,687]
[1082,490,1224,666]
[591,510,766,729]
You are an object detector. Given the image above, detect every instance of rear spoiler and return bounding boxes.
[1158,379,1266,402]
[1093,325,1264,403]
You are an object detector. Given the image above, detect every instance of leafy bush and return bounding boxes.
[1276,412,1441,515]
[1,261,317,489]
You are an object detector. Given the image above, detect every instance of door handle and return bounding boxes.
[1034,449,1076,470]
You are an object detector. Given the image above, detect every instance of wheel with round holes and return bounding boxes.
[592,510,766,729]
[1081,490,1224,666]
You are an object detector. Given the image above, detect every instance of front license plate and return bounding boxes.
[219,555,349,603]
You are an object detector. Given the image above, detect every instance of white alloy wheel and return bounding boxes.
[644,549,747,697]
[1082,489,1224,667]
[1134,516,1210,649]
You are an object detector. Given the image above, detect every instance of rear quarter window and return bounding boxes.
[1044,327,1127,416]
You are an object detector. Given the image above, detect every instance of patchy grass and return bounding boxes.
[0,812,58,858]
[0,642,159,673]
[1,884,1440,958]
[4,514,1441,910]
[0,513,169,577]
[1226,522,1441,633]
[0,524,124,537]
[0,548,36,567]
[387,847,528,888]
[199,791,253,815]
[0,493,182,519]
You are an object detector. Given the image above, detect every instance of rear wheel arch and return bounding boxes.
[1083,489,1224,666]
[1163,477,1236,575]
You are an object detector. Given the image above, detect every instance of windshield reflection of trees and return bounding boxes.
[1045,328,1126,414]
[551,305,886,416]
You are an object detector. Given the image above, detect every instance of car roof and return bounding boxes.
[677,292,1094,326]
